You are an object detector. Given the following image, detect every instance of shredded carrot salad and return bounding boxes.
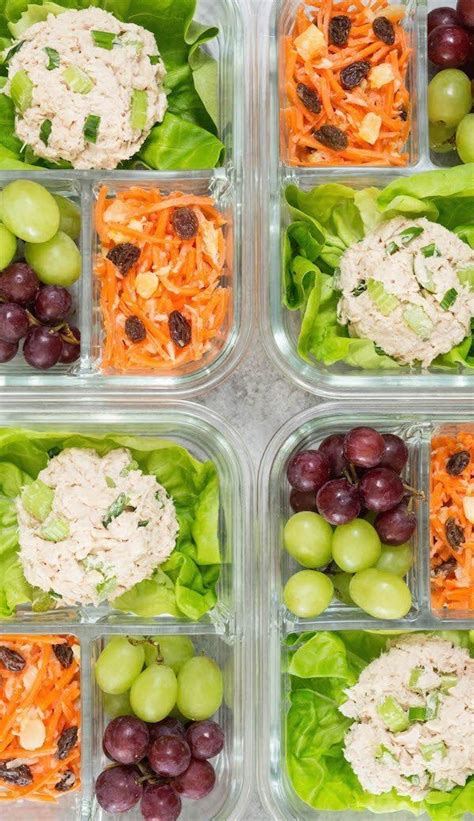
[430,432,474,612]
[95,186,230,373]
[283,0,411,166]
[0,635,80,804]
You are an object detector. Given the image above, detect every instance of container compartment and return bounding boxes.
[0,396,252,628]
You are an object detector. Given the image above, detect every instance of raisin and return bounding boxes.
[296,82,321,114]
[56,726,78,760]
[432,557,457,578]
[55,770,76,792]
[445,518,465,549]
[340,60,371,90]
[53,643,73,669]
[313,124,348,151]
[172,207,199,240]
[169,311,192,348]
[372,16,395,46]
[125,315,146,343]
[0,762,33,786]
[399,107,408,121]
[106,243,140,275]
[329,14,351,46]
[446,450,470,476]
[0,646,26,672]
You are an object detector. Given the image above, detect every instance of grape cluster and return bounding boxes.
[427,2,474,163]
[94,636,224,820]
[283,427,419,620]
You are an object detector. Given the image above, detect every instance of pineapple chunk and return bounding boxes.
[294,24,326,61]
[135,271,158,299]
[369,63,396,89]
[463,497,474,524]
[358,112,382,145]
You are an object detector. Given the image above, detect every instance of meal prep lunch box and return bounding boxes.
[257,401,474,819]
[257,0,474,398]
[0,394,253,819]
[0,0,253,396]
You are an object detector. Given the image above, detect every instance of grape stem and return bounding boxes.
[403,483,425,500]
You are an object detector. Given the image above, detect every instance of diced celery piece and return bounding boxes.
[130,89,148,131]
[458,267,474,291]
[376,696,409,732]
[426,692,440,720]
[39,516,70,542]
[403,306,434,340]
[421,741,447,761]
[105,476,116,488]
[439,674,458,692]
[10,69,33,113]
[409,667,423,690]
[62,65,94,94]
[367,278,399,316]
[375,744,396,761]
[413,255,436,293]
[22,480,54,522]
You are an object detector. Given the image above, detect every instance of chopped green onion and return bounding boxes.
[352,280,367,297]
[105,476,116,488]
[62,65,94,94]
[367,278,399,316]
[47,446,61,459]
[149,54,160,65]
[408,706,427,722]
[138,519,149,528]
[420,243,439,258]
[386,240,399,255]
[409,667,423,690]
[39,118,52,146]
[92,30,116,49]
[440,288,458,310]
[102,493,131,528]
[4,40,24,64]
[39,516,70,542]
[439,674,458,692]
[376,696,409,732]
[420,741,447,762]
[96,576,117,600]
[83,114,100,143]
[399,226,424,245]
[22,479,54,522]
[130,89,148,130]
[10,69,33,113]
[403,306,434,340]
[408,775,420,785]
[44,46,59,70]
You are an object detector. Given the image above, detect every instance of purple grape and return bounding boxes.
[287,450,331,493]
[173,758,216,800]
[59,326,81,364]
[148,734,191,777]
[428,24,471,67]
[375,503,416,546]
[141,783,181,821]
[0,303,29,343]
[428,6,460,34]
[380,434,409,474]
[457,0,474,29]
[290,488,318,513]
[148,717,186,744]
[34,285,72,324]
[103,716,149,765]
[95,765,142,813]
[318,433,348,478]
[0,338,18,363]
[343,427,385,469]
[316,478,361,525]
[358,467,405,513]
[0,262,39,304]
[186,721,224,760]
[23,326,62,370]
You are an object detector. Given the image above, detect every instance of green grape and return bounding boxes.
[95,637,145,695]
[0,180,60,243]
[0,223,16,269]
[177,656,223,721]
[53,194,81,240]
[332,572,354,606]
[103,690,133,719]
[283,570,334,618]
[332,519,381,573]
[456,114,474,164]
[428,70,472,128]
[349,568,412,620]
[144,636,195,674]
[376,543,413,577]
[25,230,81,286]
[130,664,177,722]
[429,121,456,153]
[283,511,333,568]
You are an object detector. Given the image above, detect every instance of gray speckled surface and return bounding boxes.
[201,340,316,819]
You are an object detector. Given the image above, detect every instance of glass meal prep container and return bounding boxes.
[257,0,474,398]
[257,400,474,819]
[0,0,252,396]
[0,395,253,819]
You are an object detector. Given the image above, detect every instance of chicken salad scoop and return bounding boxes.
[16,447,179,606]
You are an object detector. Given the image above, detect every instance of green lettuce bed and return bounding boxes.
[0,0,224,169]
[283,164,474,371]
[286,630,474,820]
[0,429,220,619]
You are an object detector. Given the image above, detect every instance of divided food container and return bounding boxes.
[257,0,474,397]
[0,0,253,396]
[0,394,253,819]
[257,402,474,819]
